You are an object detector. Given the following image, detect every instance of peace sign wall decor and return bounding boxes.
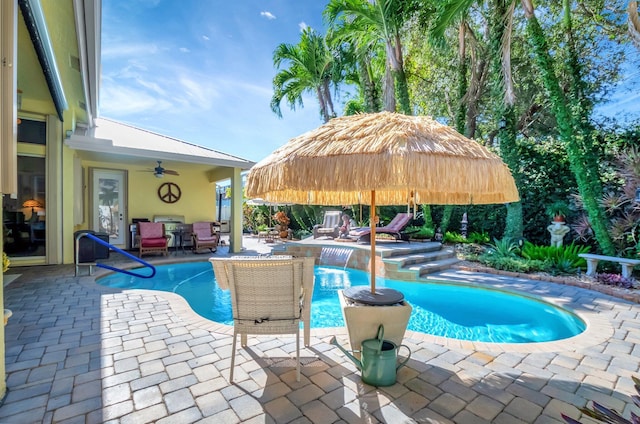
[158,182,181,203]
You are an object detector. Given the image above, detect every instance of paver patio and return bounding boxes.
[1,237,639,423]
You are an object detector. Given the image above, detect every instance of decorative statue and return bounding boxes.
[339,213,351,239]
[460,212,468,239]
[547,221,570,247]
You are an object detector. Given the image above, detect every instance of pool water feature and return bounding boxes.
[98,262,586,343]
[318,246,353,268]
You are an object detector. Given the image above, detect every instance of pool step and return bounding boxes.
[383,247,459,281]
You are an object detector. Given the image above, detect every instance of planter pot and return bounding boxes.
[339,290,412,358]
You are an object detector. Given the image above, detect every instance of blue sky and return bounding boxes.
[100,1,330,163]
[100,1,639,163]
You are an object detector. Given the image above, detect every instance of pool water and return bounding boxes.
[98,262,585,343]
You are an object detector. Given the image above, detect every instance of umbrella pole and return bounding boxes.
[370,190,376,294]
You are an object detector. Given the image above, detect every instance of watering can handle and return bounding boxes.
[376,324,385,353]
[396,344,412,370]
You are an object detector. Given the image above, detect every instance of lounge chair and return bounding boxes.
[137,222,170,257]
[209,256,315,382]
[350,213,413,244]
[191,221,220,253]
[313,210,342,239]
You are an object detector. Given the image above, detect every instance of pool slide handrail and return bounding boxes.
[75,232,156,278]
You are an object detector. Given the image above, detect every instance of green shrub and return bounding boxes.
[444,231,468,243]
[467,231,490,244]
[521,241,589,273]
[486,237,519,258]
[478,255,547,273]
[404,226,434,239]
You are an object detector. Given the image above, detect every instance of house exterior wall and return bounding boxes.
[70,159,218,260]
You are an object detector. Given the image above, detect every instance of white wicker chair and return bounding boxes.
[210,256,315,382]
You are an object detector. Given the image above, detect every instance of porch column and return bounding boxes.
[229,167,243,253]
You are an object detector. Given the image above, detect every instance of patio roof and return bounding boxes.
[65,117,255,169]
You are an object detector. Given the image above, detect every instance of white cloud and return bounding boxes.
[179,47,190,53]
[100,83,173,116]
[299,21,308,31]
[260,11,276,20]
[102,42,160,59]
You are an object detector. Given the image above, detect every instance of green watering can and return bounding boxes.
[330,324,411,387]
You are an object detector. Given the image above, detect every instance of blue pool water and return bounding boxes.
[98,262,585,343]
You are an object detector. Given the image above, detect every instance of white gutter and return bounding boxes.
[73,0,101,126]
[19,0,68,121]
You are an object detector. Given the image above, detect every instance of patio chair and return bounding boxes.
[209,256,315,382]
[313,210,342,239]
[350,213,413,244]
[191,221,220,253]
[137,222,170,257]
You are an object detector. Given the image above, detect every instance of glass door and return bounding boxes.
[91,169,127,247]
[3,156,46,258]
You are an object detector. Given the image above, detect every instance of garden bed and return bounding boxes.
[453,258,640,305]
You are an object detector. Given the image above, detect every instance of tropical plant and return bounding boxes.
[273,211,290,227]
[561,375,640,423]
[444,231,468,243]
[404,226,434,239]
[467,231,490,244]
[325,0,413,114]
[521,241,589,273]
[546,200,571,222]
[271,27,337,123]
[485,237,519,258]
[478,255,547,273]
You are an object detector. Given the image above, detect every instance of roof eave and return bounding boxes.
[65,134,256,170]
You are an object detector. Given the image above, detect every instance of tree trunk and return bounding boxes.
[316,86,330,123]
[490,0,523,239]
[383,42,397,112]
[522,0,615,255]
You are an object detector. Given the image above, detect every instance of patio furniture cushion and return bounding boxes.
[313,211,342,239]
[350,213,413,243]
[137,222,170,257]
[192,222,219,253]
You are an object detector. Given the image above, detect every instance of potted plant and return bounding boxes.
[546,200,570,223]
[273,211,290,238]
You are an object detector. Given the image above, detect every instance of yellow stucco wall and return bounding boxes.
[68,159,219,261]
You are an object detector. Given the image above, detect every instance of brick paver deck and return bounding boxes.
[1,237,638,423]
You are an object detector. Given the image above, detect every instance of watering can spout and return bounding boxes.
[329,336,362,370]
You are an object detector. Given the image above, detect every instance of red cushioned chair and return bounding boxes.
[192,221,220,253]
[137,222,170,257]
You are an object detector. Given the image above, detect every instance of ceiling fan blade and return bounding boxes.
[164,170,179,176]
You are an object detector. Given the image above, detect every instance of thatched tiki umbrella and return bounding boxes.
[246,112,519,295]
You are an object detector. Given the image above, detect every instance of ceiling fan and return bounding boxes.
[144,161,179,178]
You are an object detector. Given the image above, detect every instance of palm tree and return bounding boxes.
[325,0,412,115]
[326,17,384,113]
[429,0,524,238]
[270,27,337,123]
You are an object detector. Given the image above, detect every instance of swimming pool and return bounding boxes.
[97,261,586,343]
